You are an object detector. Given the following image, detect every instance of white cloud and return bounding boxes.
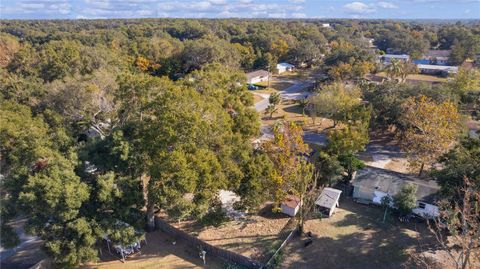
[377,2,398,8]
[343,2,375,14]
[208,0,227,4]
[291,12,307,18]
[5,0,307,19]
[268,12,287,18]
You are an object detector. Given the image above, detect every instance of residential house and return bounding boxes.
[281,195,300,217]
[467,120,479,138]
[414,50,451,65]
[246,70,270,84]
[352,166,440,218]
[417,64,458,76]
[379,54,410,64]
[321,23,331,28]
[315,187,342,217]
[276,62,295,74]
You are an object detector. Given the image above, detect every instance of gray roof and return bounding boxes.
[417,64,458,73]
[425,50,451,59]
[381,54,410,59]
[246,70,269,80]
[316,187,342,209]
[352,166,440,203]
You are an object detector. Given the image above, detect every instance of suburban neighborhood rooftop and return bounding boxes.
[352,166,440,203]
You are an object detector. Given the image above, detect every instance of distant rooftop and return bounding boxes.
[425,50,451,59]
[381,54,410,59]
[417,64,458,73]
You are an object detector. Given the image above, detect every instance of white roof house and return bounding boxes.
[352,166,440,218]
[276,62,295,74]
[246,70,270,84]
[281,195,300,217]
[417,64,458,74]
[315,187,342,217]
[379,54,410,63]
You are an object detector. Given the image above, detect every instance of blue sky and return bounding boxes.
[1,0,479,20]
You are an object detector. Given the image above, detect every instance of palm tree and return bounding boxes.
[265,104,278,119]
[385,58,403,82]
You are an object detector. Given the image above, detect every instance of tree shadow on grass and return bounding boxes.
[281,200,439,269]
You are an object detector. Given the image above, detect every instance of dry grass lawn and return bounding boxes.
[260,101,334,133]
[166,204,296,263]
[280,198,437,269]
[83,230,224,269]
[375,72,448,83]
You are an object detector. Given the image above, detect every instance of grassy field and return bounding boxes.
[280,198,437,269]
[375,72,448,83]
[261,101,333,133]
[82,230,224,269]
[167,204,295,263]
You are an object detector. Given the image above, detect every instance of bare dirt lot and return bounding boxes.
[280,198,438,269]
[83,230,224,269]
[168,204,296,263]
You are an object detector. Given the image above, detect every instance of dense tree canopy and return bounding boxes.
[0,18,479,268]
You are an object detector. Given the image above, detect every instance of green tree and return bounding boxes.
[394,184,418,216]
[432,136,480,201]
[307,83,362,128]
[398,96,461,176]
[262,121,316,233]
[327,125,369,181]
[0,101,96,267]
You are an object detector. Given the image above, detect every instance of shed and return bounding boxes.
[352,166,440,218]
[246,70,270,84]
[281,195,300,217]
[315,187,342,217]
[276,62,295,74]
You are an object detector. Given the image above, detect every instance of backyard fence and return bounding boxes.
[154,216,265,269]
[264,225,298,268]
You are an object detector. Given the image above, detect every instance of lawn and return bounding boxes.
[164,203,296,263]
[260,101,334,133]
[254,80,294,93]
[280,198,437,269]
[375,72,448,83]
[82,230,224,269]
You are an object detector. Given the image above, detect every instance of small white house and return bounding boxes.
[315,187,342,217]
[281,195,300,217]
[246,70,270,84]
[321,23,331,28]
[218,190,244,219]
[422,50,451,65]
[379,54,410,63]
[352,166,440,218]
[276,62,295,74]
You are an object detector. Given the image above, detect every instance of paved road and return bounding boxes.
[253,78,314,112]
[0,218,45,269]
[302,131,327,146]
